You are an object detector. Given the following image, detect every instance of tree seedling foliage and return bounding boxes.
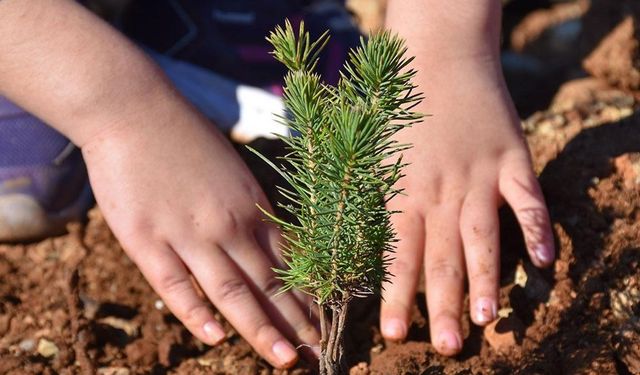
[249,20,423,374]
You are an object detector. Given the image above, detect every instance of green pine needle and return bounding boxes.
[252,20,423,306]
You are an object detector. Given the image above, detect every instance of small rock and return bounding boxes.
[99,317,140,337]
[350,361,370,375]
[514,264,528,288]
[97,367,131,375]
[484,314,524,353]
[583,16,640,90]
[197,357,215,367]
[154,300,165,310]
[36,338,59,358]
[551,78,627,112]
[80,294,99,320]
[497,307,513,318]
[18,338,36,352]
[370,343,383,354]
[614,153,640,189]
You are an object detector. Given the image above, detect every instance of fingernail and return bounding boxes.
[203,321,225,344]
[475,298,497,324]
[272,340,298,367]
[312,345,321,358]
[382,319,407,340]
[437,331,461,354]
[534,243,554,264]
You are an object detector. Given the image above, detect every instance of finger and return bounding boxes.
[255,224,319,327]
[499,159,554,267]
[460,188,500,326]
[223,235,320,351]
[424,205,465,356]
[380,210,424,341]
[185,244,300,369]
[128,242,226,346]
[254,221,285,267]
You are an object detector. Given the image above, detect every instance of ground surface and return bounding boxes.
[1,1,640,374]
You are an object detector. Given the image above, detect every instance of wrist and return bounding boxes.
[59,57,178,147]
[386,0,502,63]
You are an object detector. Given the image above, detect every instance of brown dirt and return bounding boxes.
[510,0,589,54]
[583,16,640,91]
[2,2,640,374]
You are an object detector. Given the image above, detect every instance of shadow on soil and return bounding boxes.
[496,111,640,373]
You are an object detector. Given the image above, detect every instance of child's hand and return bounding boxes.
[381,0,554,355]
[0,1,317,367]
[81,109,319,368]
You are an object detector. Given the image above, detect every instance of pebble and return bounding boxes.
[350,361,370,375]
[154,299,165,310]
[498,307,513,318]
[36,338,59,358]
[370,343,384,354]
[80,294,99,320]
[614,153,640,189]
[18,338,36,352]
[197,357,215,367]
[484,314,524,353]
[99,317,140,337]
[514,264,528,288]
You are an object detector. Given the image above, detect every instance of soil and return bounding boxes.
[1,1,640,374]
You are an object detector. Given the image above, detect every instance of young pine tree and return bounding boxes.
[251,21,423,374]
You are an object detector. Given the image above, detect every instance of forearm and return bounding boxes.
[385,0,519,151]
[0,0,188,147]
[386,0,503,88]
[386,0,502,62]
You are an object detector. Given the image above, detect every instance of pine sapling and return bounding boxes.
[250,21,423,374]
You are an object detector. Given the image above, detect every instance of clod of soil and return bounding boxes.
[583,16,640,90]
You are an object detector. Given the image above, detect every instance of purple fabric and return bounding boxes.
[0,96,89,212]
[0,153,88,212]
[0,97,71,166]
[121,0,361,88]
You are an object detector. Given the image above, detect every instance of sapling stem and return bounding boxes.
[251,20,423,374]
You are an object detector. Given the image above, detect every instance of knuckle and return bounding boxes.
[389,257,418,276]
[295,321,319,342]
[261,277,284,300]
[467,223,496,242]
[208,210,255,247]
[254,320,278,348]
[158,273,193,297]
[468,262,495,283]
[180,303,210,326]
[219,210,241,236]
[216,278,251,303]
[428,262,464,282]
[432,310,460,324]
[117,218,162,249]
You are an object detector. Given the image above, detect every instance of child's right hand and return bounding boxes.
[81,103,319,368]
